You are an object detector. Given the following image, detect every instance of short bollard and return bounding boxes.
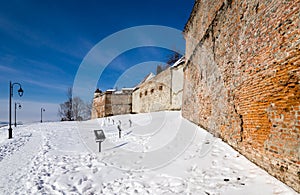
[117,125,122,138]
[94,130,106,152]
[97,140,103,152]
[129,119,132,127]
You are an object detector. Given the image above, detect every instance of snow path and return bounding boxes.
[0,124,43,194]
[0,111,298,194]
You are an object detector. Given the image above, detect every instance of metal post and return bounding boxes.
[14,102,21,127]
[8,81,12,139]
[98,141,102,152]
[14,103,17,127]
[8,81,24,139]
[40,108,45,123]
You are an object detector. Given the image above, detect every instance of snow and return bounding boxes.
[171,56,185,68]
[121,88,135,91]
[0,111,297,194]
[106,89,116,92]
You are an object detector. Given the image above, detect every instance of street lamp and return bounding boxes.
[40,108,45,123]
[8,81,24,139]
[14,102,22,127]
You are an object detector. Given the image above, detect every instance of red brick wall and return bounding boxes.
[92,93,106,118]
[183,0,300,192]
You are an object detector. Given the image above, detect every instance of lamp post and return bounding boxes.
[8,81,24,139]
[14,102,22,127]
[40,108,45,123]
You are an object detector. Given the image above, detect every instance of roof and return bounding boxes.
[171,56,185,68]
[134,72,155,90]
[122,88,135,91]
[106,89,116,93]
[114,91,122,94]
[140,72,155,84]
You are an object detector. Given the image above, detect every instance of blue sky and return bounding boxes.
[0,0,195,122]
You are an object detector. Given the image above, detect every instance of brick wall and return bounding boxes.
[183,0,300,192]
[105,93,132,116]
[92,91,132,118]
[91,92,105,119]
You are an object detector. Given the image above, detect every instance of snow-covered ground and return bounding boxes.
[0,111,297,194]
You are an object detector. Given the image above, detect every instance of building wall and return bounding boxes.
[105,93,132,116]
[171,64,184,110]
[132,89,140,113]
[92,91,132,118]
[132,63,184,113]
[183,0,300,192]
[134,69,172,113]
[91,93,105,119]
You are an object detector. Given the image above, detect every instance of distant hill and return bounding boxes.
[0,122,8,128]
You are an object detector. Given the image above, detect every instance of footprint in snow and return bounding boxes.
[78,178,82,185]
[92,168,98,174]
[81,182,92,193]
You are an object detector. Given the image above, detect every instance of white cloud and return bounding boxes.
[24,78,68,92]
[0,65,19,75]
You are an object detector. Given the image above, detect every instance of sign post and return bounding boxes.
[94,130,106,152]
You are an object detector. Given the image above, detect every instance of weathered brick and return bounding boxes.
[183,0,300,192]
[92,89,133,118]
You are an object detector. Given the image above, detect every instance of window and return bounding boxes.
[145,90,148,96]
[150,89,154,93]
[159,86,163,90]
[140,92,142,98]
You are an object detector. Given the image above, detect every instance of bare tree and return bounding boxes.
[83,100,93,120]
[58,88,73,121]
[58,87,92,121]
[166,51,181,65]
[156,64,163,75]
[72,97,85,121]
